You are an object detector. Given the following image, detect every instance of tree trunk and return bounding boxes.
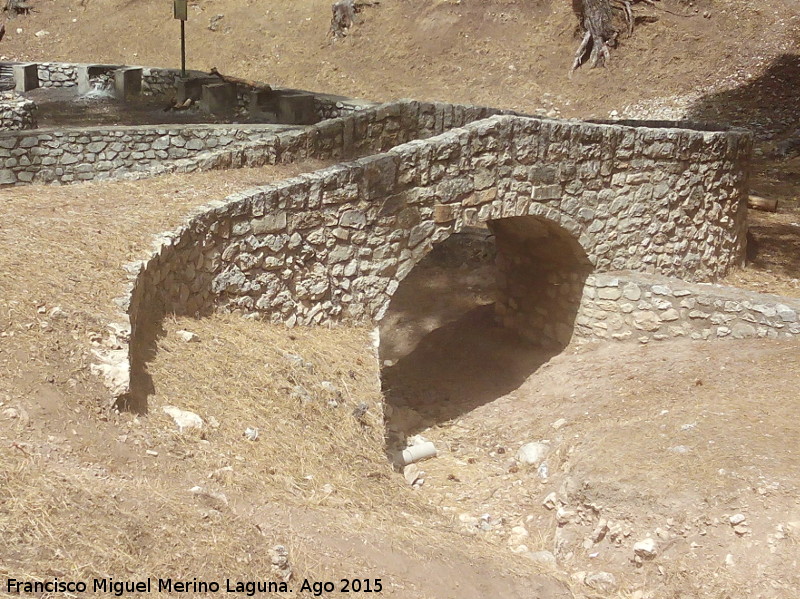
[572,0,616,72]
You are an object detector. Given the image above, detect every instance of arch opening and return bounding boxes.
[379,215,593,451]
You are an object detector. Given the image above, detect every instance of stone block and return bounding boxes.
[276,92,318,125]
[200,82,237,116]
[114,67,143,101]
[13,63,39,92]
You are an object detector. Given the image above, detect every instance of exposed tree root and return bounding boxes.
[329,0,381,40]
[571,0,677,73]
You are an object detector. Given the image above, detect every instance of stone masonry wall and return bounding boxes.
[37,63,79,87]
[576,271,800,342]
[0,92,37,131]
[0,100,506,186]
[0,123,289,185]
[315,94,377,120]
[104,110,753,405]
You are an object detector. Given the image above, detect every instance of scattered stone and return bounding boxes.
[208,14,224,31]
[729,513,746,526]
[516,441,550,466]
[162,405,204,432]
[522,550,557,566]
[537,462,549,479]
[633,537,658,559]
[189,485,229,510]
[591,519,609,543]
[278,350,315,372]
[403,464,422,486]
[508,525,529,547]
[176,329,200,343]
[34,30,50,37]
[352,402,369,423]
[269,545,292,582]
[556,507,577,525]
[244,426,259,441]
[542,492,559,510]
[2,407,19,419]
[321,380,343,407]
[551,418,567,430]
[724,554,735,567]
[48,306,68,319]
[478,513,494,531]
[584,571,617,593]
[145,449,159,457]
[290,385,312,403]
[90,348,130,399]
[733,524,751,536]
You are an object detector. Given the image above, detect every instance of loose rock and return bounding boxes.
[162,405,204,432]
[522,550,557,566]
[176,329,200,343]
[633,537,658,559]
[516,441,550,466]
[729,513,746,526]
[585,571,618,593]
[542,491,559,510]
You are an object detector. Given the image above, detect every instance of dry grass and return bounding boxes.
[144,313,397,511]
[0,446,300,598]
[0,161,328,327]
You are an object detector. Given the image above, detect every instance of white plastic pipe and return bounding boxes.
[401,441,437,465]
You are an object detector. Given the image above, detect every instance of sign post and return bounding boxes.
[174,0,188,78]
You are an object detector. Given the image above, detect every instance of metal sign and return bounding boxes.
[174,0,188,21]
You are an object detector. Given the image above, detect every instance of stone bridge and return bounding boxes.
[42,97,789,410]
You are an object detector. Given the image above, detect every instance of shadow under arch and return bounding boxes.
[380,214,593,441]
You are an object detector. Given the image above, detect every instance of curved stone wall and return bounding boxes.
[0,99,507,185]
[105,109,753,407]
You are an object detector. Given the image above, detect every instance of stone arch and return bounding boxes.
[374,209,594,350]
[376,212,593,434]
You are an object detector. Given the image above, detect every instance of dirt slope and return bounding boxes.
[0,0,797,119]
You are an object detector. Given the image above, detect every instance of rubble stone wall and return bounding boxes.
[577,271,800,342]
[37,62,79,87]
[0,123,286,185]
[0,92,37,130]
[0,99,505,185]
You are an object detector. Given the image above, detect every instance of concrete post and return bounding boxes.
[276,92,318,125]
[13,63,39,92]
[199,82,237,116]
[114,67,143,101]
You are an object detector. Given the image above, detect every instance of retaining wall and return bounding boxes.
[0,100,507,185]
[0,123,290,184]
[37,62,79,87]
[577,271,800,342]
